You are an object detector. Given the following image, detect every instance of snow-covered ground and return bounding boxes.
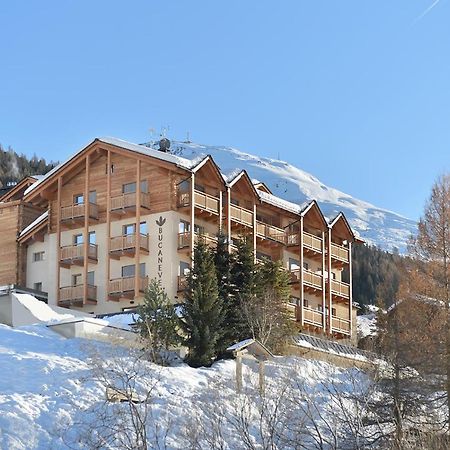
[357,305,379,339]
[0,323,370,449]
[148,140,417,252]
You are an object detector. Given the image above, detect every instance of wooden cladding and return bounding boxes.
[109,276,148,296]
[330,243,349,263]
[60,243,98,265]
[60,203,98,222]
[331,316,351,333]
[59,284,97,304]
[110,192,150,212]
[291,269,323,290]
[110,233,149,254]
[304,307,324,327]
[256,221,285,244]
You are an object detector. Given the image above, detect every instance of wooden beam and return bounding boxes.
[83,154,90,305]
[327,227,332,334]
[348,241,353,339]
[321,230,326,331]
[219,190,223,233]
[56,177,62,305]
[226,186,231,253]
[135,159,141,299]
[299,216,304,327]
[106,150,111,301]
[190,173,195,267]
[253,202,257,263]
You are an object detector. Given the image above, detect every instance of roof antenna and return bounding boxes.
[185,131,191,143]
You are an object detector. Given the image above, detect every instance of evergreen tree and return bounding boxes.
[136,279,180,365]
[214,232,235,356]
[229,236,257,341]
[180,239,224,367]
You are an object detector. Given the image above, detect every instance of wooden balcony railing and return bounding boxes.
[286,231,323,253]
[61,202,98,221]
[177,190,220,215]
[178,275,188,292]
[111,192,150,211]
[331,280,350,298]
[110,233,149,253]
[330,243,349,263]
[286,303,297,321]
[177,231,217,250]
[303,231,323,252]
[230,204,253,227]
[60,243,97,263]
[59,284,97,303]
[109,276,148,295]
[303,307,324,327]
[291,269,323,290]
[256,221,286,245]
[331,316,351,334]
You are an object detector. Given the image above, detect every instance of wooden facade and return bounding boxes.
[1,137,359,342]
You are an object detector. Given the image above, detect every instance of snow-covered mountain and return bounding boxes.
[150,140,416,253]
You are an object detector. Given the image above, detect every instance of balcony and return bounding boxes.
[177,190,220,217]
[59,284,97,306]
[290,269,323,293]
[330,279,350,299]
[110,192,150,215]
[109,276,148,300]
[329,243,349,264]
[110,233,149,259]
[60,202,98,226]
[230,204,253,227]
[303,306,324,328]
[256,221,286,245]
[331,316,351,335]
[60,243,98,268]
[177,231,217,251]
[177,275,188,292]
[286,231,323,256]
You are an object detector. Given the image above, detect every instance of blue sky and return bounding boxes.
[0,1,449,220]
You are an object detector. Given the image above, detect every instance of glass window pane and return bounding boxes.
[123,182,136,194]
[87,271,95,285]
[122,265,135,278]
[74,234,83,245]
[74,194,84,205]
[123,224,135,235]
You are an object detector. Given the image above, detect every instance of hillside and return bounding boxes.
[0,143,56,189]
[149,140,417,252]
[0,323,367,450]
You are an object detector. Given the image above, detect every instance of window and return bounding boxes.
[194,184,205,193]
[289,296,299,305]
[106,164,115,174]
[178,180,189,192]
[73,194,84,205]
[289,258,300,271]
[33,282,42,291]
[140,221,147,234]
[89,191,97,204]
[331,272,336,280]
[194,224,204,235]
[122,181,148,194]
[89,231,96,244]
[179,220,190,233]
[121,263,145,278]
[87,271,95,286]
[230,198,240,206]
[72,274,82,286]
[332,308,336,316]
[73,234,83,245]
[318,304,323,312]
[303,298,309,308]
[180,261,190,276]
[123,224,135,236]
[33,251,45,262]
[256,251,272,261]
[303,261,309,270]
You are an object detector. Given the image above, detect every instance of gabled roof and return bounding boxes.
[258,190,310,216]
[328,212,356,241]
[0,176,40,202]
[225,170,259,198]
[253,180,272,195]
[18,210,49,243]
[191,155,227,187]
[24,137,196,198]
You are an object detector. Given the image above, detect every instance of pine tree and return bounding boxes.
[214,232,235,356]
[229,236,257,341]
[181,239,224,367]
[136,279,180,365]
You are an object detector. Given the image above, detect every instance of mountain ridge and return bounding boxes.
[150,140,416,252]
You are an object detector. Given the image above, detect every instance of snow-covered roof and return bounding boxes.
[19,210,48,237]
[226,338,255,352]
[258,190,310,215]
[24,137,196,197]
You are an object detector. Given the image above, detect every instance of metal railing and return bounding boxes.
[110,233,149,253]
[60,243,97,262]
[110,192,150,211]
[61,202,98,221]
